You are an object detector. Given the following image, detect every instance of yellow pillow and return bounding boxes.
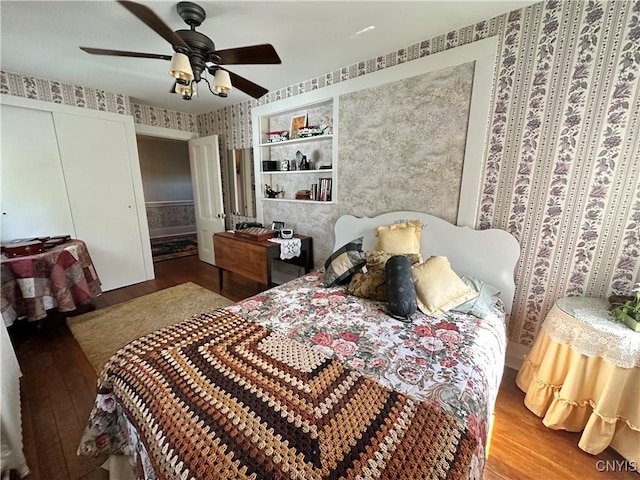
[412,256,478,316]
[374,220,422,254]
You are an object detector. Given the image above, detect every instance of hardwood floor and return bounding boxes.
[8,256,636,480]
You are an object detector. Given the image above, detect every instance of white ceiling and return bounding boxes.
[0,1,535,115]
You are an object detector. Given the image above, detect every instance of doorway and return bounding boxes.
[136,134,198,262]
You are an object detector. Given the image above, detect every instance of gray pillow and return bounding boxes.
[385,255,417,321]
[323,237,366,287]
[452,275,501,318]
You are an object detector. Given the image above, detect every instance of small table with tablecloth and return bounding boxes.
[516,296,639,465]
[1,239,102,326]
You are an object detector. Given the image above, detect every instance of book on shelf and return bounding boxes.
[311,183,318,201]
[295,190,312,200]
[319,177,332,202]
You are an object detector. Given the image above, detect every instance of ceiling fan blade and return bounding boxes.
[212,44,281,65]
[80,47,172,60]
[118,0,190,52]
[221,68,269,99]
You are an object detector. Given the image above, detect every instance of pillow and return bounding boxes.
[323,237,366,287]
[347,251,422,301]
[385,255,417,320]
[452,275,501,318]
[412,256,478,316]
[374,220,422,254]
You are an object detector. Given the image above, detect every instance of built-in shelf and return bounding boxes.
[258,135,333,148]
[252,96,337,218]
[262,198,334,204]
[261,169,334,175]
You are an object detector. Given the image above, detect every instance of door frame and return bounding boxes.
[133,126,200,230]
[135,126,226,266]
[134,123,198,143]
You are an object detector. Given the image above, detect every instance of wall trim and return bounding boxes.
[457,39,499,228]
[135,123,198,141]
[1,93,131,122]
[145,200,194,207]
[149,226,196,239]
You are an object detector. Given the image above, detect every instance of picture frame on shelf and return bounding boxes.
[290,113,307,139]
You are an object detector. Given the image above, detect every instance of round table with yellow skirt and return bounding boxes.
[516,296,639,465]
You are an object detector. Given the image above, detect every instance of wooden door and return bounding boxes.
[53,112,148,290]
[188,135,225,265]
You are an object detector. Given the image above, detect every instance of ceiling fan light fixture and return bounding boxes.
[169,52,194,81]
[172,79,196,100]
[82,1,278,100]
[212,69,232,94]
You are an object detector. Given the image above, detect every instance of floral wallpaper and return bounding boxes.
[0,72,198,134]
[0,70,130,114]
[145,203,195,238]
[132,102,198,133]
[199,101,252,151]
[479,0,640,344]
[200,0,640,348]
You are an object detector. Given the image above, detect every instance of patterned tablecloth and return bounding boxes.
[1,239,102,326]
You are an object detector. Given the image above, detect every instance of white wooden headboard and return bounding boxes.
[334,211,521,313]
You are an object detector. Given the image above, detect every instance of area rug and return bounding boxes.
[67,282,234,373]
[150,234,198,262]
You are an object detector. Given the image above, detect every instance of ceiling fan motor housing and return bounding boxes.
[175,2,214,82]
[176,2,206,27]
[175,29,215,81]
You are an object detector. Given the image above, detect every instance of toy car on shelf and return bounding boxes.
[266,130,289,143]
[297,126,325,138]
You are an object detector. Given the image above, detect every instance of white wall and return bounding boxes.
[137,136,193,202]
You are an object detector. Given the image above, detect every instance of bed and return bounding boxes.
[77,211,520,480]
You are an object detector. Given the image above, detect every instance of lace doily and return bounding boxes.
[268,238,302,260]
[541,297,640,368]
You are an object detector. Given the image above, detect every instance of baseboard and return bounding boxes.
[505,341,531,371]
[149,226,196,239]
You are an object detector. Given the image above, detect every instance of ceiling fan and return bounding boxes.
[80,0,281,100]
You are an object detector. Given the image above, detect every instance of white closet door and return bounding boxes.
[0,105,74,241]
[53,112,146,291]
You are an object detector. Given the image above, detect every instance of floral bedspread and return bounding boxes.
[78,271,507,480]
[228,272,507,446]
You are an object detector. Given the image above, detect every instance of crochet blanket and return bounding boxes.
[87,309,477,479]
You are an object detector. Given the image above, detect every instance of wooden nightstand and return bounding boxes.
[213,232,313,289]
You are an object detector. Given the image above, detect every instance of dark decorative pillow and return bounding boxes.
[347,251,422,301]
[323,237,366,287]
[385,255,417,321]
